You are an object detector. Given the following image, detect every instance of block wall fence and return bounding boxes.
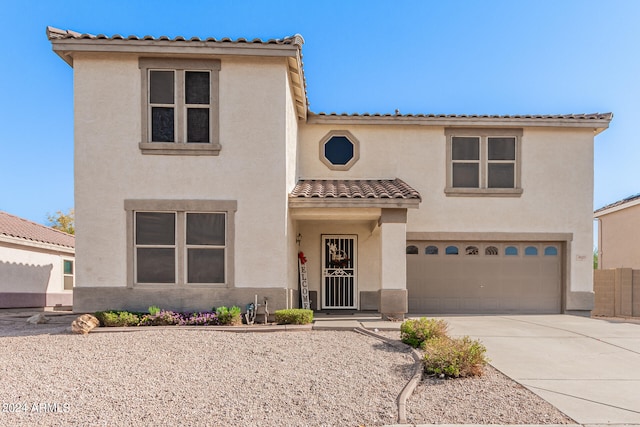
[593,268,640,318]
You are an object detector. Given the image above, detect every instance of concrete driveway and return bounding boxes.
[432,315,640,425]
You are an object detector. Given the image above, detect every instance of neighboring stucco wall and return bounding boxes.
[298,124,596,306]
[0,243,73,307]
[73,53,292,294]
[598,204,640,269]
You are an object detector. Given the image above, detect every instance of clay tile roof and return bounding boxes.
[45,26,305,47]
[312,112,613,121]
[0,211,75,249]
[291,179,421,200]
[594,193,640,214]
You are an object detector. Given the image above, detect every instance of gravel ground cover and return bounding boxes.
[0,314,574,426]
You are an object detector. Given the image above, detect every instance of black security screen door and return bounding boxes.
[322,235,357,309]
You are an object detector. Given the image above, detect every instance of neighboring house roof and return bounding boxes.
[0,211,75,251]
[289,179,421,208]
[594,193,640,217]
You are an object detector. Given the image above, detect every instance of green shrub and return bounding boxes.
[400,317,448,348]
[94,310,140,327]
[141,310,182,326]
[215,306,242,326]
[274,309,314,325]
[422,336,488,378]
[148,305,161,316]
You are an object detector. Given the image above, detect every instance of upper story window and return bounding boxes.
[445,128,523,197]
[319,130,360,171]
[139,58,221,156]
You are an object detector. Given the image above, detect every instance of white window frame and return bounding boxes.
[125,200,236,288]
[139,58,221,156]
[62,258,74,290]
[445,128,523,197]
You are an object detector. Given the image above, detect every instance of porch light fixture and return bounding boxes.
[296,233,302,245]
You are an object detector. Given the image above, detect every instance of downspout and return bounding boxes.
[596,218,603,269]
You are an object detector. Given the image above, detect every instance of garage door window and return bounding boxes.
[406,245,419,254]
[465,246,479,255]
[445,246,459,255]
[544,246,558,256]
[525,246,538,256]
[425,245,438,255]
[485,246,498,256]
[505,246,518,256]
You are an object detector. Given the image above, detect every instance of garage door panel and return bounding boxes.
[407,241,561,314]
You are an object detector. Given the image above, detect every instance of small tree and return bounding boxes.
[593,247,598,269]
[47,209,75,235]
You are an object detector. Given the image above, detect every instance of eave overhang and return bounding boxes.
[0,234,75,255]
[307,112,613,135]
[594,196,640,218]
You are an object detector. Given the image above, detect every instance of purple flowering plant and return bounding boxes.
[96,306,245,327]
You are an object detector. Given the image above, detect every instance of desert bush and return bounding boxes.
[421,336,488,378]
[148,305,161,316]
[274,309,314,325]
[94,310,140,327]
[138,310,183,326]
[215,306,242,326]
[400,317,448,348]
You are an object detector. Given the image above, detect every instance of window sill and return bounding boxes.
[139,142,221,156]
[132,283,229,288]
[444,187,523,197]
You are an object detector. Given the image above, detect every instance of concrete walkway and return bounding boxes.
[431,315,640,426]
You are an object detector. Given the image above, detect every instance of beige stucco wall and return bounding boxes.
[70,48,599,313]
[73,53,293,291]
[598,204,640,269]
[298,124,596,299]
[0,243,73,305]
[285,73,300,293]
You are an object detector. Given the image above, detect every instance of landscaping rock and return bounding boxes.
[71,314,100,334]
[26,313,49,324]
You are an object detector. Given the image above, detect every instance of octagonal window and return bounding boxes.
[325,136,354,165]
[319,130,360,171]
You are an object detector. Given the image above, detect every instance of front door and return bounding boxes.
[322,235,357,309]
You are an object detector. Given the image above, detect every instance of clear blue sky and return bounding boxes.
[1,0,638,227]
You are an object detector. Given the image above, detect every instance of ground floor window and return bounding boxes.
[125,200,236,287]
[63,259,74,290]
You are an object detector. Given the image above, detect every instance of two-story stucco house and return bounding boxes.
[47,27,612,317]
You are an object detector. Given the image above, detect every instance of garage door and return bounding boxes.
[407,242,562,314]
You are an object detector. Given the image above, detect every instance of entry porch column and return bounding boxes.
[379,208,408,319]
